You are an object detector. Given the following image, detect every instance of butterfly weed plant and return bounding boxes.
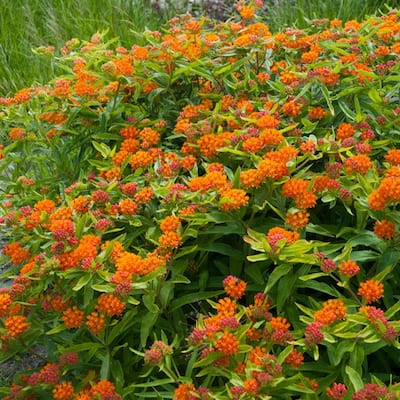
[0,1,399,399]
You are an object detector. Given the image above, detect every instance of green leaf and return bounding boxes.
[299,272,327,281]
[368,87,382,104]
[276,270,297,312]
[170,291,223,312]
[73,273,92,291]
[140,312,159,348]
[330,341,355,366]
[143,293,159,313]
[46,324,67,335]
[345,365,364,391]
[100,352,110,380]
[266,264,292,293]
[320,84,335,116]
[385,299,400,319]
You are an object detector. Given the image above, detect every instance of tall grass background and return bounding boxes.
[0,0,397,95]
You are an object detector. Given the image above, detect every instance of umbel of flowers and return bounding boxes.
[0,1,400,398]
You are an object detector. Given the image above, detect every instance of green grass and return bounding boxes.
[263,0,399,32]
[0,0,177,95]
[0,0,398,96]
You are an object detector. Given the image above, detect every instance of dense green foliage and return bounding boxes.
[0,1,399,399]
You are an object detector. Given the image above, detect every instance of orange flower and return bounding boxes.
[314,299,347,325]
[219,188,249,211]
[244,378,259,396]
[215,331,239,355]
[86,311,105,335]
[336,122,355,140]
[96,293,126,317]
[259,128,284,145]
[70,196,91,213]
[34,199,56,213]
[280,71,298,85]
[267,226,300,247]
[285,210,310,229]
[160,215,181,233]
[284,348,304,368]
[197,133,227,158]
[242,137,263,153]
[4,315,29,337]
[0,293,12,318]
[240,169,264,189]
[223,276,246,298]
[8,127,26,141]
[159,231,183,249]
[282,100,302,117]
[119,198,137,215]
[215,297,237,317]
[384,149,400,165]
[373,219,395,239]
[269,316,291,331]
[248,346,267,366]
[358,280,384,304]
[257,158,288,180]
[139,128,160,149]
[91,380,116,397]
[173,383,195,400]
[2,242,30,265]
[338,260,360,277]
[134,187,154,204]
[62,306,85,329]
[237,5,255,20]
[53,381,74,400]
[129,150,153,170]
[308,106,327,120]
[344,154,372,175]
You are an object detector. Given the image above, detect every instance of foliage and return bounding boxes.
[0,1,400,399]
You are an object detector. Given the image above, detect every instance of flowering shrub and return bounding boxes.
[0,1,400,398]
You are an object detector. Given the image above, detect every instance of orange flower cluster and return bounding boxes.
[240,169,264,189]
[197,133,229,158]
[119,198,137,215]
[314,299,347,325]
[160,215,181,233]
[358,280,384,304]
[282,178,317,208]
[114,250,162,279]
[344,154,372,175]
[336,122,355,140]
[134,187,154,204]
[4,315,29,337]
[338,259,360,277]
[96,293,126,317]
[373,219,396,239]
[173,383,195,400]
[215,331,240,355]
[70,196,91,213]
[159,231,183,248]
[53,381,74,400]
[2,242,30,265]
[384,149,400,164]
[267,226,299,249]
[257,158,288,180]
[285,210,310,229]
[223,275,247,299]
[219,188,249,211]
[0,293,11,317]
[368,176,400,210]
[308,106,327,120]
[86,311,105,335]
[188,170,229,194]
[62,306,85,329]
